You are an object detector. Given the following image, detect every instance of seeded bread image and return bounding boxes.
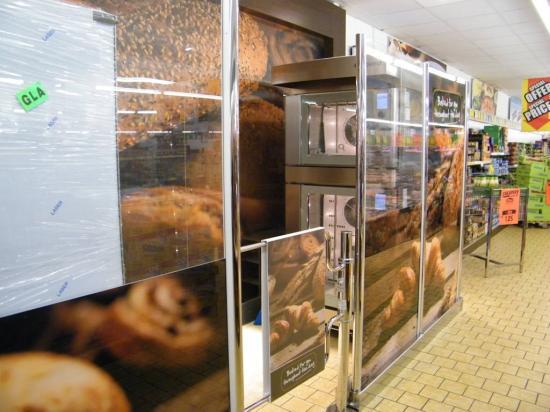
[121,187,223,281]
[65,0,268,149]
[0,352,130,412]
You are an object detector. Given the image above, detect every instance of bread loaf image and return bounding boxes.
[65,0,268,149]
[121,187,223,280]
[0,352,130,412]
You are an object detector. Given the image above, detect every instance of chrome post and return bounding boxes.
[457,78,470,299]
[417,62,430,335]
[222,0,243,410]
[350,33,368,407]
[485,192,493,278]
[335,231,354,411]
[520,190,527,273]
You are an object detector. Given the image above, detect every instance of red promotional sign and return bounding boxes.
[522,77,550,132]
[499,188,520,225]
[546,182,550,206]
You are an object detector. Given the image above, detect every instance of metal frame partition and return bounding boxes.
[222,0,244,410]
[347,39,467,410]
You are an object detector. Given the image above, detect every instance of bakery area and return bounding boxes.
[2,0,550,411]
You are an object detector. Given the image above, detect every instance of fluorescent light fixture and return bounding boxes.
[532,0,550,35]
[428,122,465,129]
[367,118,423,128]
[163,91,222,100]
[428,66,459,82]
[117,77,174,85]
[96,85,161,95]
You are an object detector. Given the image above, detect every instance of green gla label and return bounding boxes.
[16,82,49,112]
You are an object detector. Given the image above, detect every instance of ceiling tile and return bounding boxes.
[486,0,530,12]
[473,34,523,48]
[447,13,505,30]
[427,0,495,20]
[368,9,438,29]
[509,22,548,35]
[461,25,519,40]
[385,21,452,37]
[500,8,539,25]
[342,0,421,16]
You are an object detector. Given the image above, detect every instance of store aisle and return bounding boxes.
[256,226,550,412]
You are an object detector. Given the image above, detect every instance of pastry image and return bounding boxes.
[98,276,215,367]
[121,186,223,280]
[0,352,130,412]
[443,140,464,227]
[270,301,322,353]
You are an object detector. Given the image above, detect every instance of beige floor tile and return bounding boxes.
[419,385,447,402]
[537,393,550,408]
[518,401,549,412]
[443,392,473,410]
[440,379,467,395]
[470,400,500,412]
[416,373,443,388]
[375,399,406,412]
[482,378,510,396]
[281,397,314,412]
[397,392,428,410]
[458,373,484,388]
[396,379,424,395]
[490,392,520,410]
[423,399,453,412]
[463,386,492,403]
[307,390,334,408]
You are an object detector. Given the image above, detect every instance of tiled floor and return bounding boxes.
[255,226,550,411]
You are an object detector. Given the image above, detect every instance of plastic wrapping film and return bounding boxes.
[0,0,123,317]
[0,0,254,317]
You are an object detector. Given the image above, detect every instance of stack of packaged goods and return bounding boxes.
[516,160,550,223]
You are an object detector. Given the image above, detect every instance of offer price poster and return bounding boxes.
[521,77,550,132]
[499,188,520,225]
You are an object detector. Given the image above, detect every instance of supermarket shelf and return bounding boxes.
[467,160,491,166]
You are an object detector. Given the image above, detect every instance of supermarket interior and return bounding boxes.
[1,0,550,412]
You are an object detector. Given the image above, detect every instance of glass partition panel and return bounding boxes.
[422,68,466,330]
[360,55,423,388]
[0,0,226,315]
[0,0,230,410]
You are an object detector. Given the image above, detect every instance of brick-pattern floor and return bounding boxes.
[256,226,550,411]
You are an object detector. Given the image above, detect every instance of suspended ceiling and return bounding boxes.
[340,0,550,97]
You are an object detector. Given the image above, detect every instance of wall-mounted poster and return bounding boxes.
[510,96,522,123]
[387,38,446,71]
[0,263,229,412]
[423,70,466,330]
[472,78,497,116]
[521,77,550,132]
[266,228,326,400]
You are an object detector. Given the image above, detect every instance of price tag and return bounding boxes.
[499,188,520,225]
[16,82,48,112]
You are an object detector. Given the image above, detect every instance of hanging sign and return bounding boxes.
[521,77,550,132]
[499,188,520,225]
[432,90,462,124]
[264,228,326,400]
